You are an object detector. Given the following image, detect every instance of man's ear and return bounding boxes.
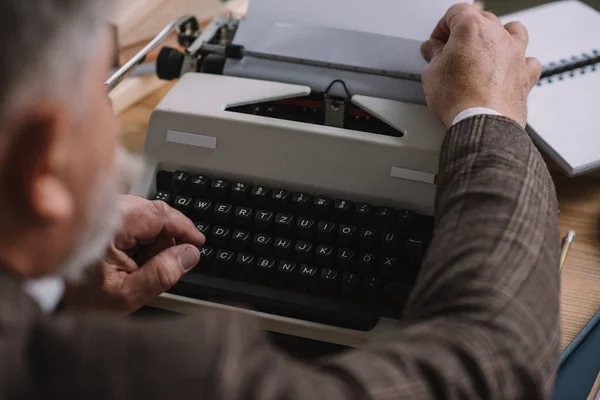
[1,103,75,223]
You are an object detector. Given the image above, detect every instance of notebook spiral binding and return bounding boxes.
[537,49,600,85]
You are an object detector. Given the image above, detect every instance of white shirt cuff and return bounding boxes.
[23,276,65,312]
[452,107,502,126]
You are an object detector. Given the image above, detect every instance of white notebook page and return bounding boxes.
[501,1,600,175]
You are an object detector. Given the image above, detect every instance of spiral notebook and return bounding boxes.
[501,1,600,176]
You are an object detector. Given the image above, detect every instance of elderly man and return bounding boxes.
[0,1,559,399]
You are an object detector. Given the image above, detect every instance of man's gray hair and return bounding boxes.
[0,0,112,125]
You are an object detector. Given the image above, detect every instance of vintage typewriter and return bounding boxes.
[109,2,447,348]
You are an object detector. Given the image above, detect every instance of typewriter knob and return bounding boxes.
[156,47,185,80]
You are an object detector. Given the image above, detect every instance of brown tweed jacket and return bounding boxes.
[0,115,560,399]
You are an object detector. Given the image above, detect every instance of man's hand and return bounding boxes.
[64,195,205,315]
[420,3,542,128]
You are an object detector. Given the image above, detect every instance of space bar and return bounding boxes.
[169,274,380,331]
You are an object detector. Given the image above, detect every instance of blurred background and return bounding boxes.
[488,0,599,14]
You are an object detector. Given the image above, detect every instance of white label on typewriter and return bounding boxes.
[167,130,217,149]
[390,167,435,184]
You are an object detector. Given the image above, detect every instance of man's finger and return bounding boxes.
[526,57,543,89]
[504,21,529,47]
[431,3,480,42]
[421,39,446,63]
[116,199,205,250]
[145,233,176,258]
[124,244,200,307]
[480,10,501,24]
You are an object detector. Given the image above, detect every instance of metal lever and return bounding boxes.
[324,97,346,128]
[105,15,199,93]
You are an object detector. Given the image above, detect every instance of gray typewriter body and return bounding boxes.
[129,9,447,347]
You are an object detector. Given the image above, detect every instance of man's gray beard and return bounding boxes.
[60,147,144,282]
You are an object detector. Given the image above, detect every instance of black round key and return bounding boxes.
[211,179,230,200]
[362,276,383,297]
[213,203,233,225]
[333,199,353,221]
[194,222,211,238]
[153,191,172,205]
[232,253,255,279]
[254,257,276,284]
[317,221,337,244]
[271,189,291,211]
[356,252,376,274]
[254,210,275,231]
[197,245,215,272]
[273,237,293,259]
[315,245,335,267]
[253,233,273,256]
[276,261,298,288]
[318,268,340,294]
[337,224,358,247]
[231,182,251,204]
[173,196,193,216]
[291,192,311,215]
[355,203,374,225]
[190,175,210,197]
[337,248,356,271]
[193,199,213,221]
[312,197,333,218]
[342,272,361,294]
[404,236,426,265]
[172,171,191,193]
[379,256,401,279]
[230,229,251,251]
[210,226,231,247]
[233,206,253,227]
[274,214,294,236]
[381,231,400,254]
[359,228,379,250]
[375,206,395,227]
[296,217,316,240]
[294,240,314,263]
[298,264,319,291]
[397,209,416,231]
[215,249,235,276]
[251,186,271,207]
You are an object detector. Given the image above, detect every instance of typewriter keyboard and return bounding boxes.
[150,170,434,330]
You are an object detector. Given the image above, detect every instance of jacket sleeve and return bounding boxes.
[32,115,561,400]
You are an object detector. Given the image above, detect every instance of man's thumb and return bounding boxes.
[179,245,202,272]
[129,245,200,295]
[421,39,446,63]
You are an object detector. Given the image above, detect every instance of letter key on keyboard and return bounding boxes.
[153,170,434,330]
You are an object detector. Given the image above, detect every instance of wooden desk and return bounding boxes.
[119,85,600,352]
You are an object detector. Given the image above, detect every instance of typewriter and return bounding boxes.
[115,2,447,348]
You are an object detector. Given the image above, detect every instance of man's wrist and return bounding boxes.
[451,107,502,126]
